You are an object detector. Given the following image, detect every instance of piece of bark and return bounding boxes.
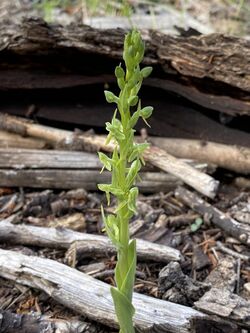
[192,245,211,271]
[0,219,182,263]
[46,213,86,231]
[175,187,250,246]
[0,249,239,333]
[0,114,219,198]
[205,256,237,292]
[150,138,250,175]
[158,262,211,306]
[195,288,250,328]
[0,310,102,333]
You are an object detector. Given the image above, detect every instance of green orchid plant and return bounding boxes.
[98,30,153,333]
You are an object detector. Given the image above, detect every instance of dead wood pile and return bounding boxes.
[0,17,249,333]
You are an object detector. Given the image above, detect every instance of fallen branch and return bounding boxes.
[0,249,238,333]
[150,138,250,175]
[0,219,182,263]
[0,148,212,192]
[175,186,250,246]
[0,113,219,198]
[0,310,101,333]
[0,169,183,192]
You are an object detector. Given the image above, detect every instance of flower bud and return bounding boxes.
[128,95,138,106]
[140,106,153,119]
[115,66,125,79]
[141,66,153,78]
[104,90,118,103]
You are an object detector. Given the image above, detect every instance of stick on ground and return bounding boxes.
[0,219,182,263]
[175,186,250,246]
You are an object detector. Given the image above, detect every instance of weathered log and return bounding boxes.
[0,18,249,169]
[0,310,102,333]
[2,132,250,176]
[0,249,239,333]
[150,138,250,175]
[0,169,183,192]
[0,17,249,115]
[0,219,182,263]
[0,148,183,191]
[175,187,250,246]
[0,148,210,171]
[0,113,219,198]
[0,131,47,149]
[0,147,213,191]
[195,288,250,329]
[0,148,102,169]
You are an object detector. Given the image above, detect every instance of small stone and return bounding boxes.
[244,282,250,294]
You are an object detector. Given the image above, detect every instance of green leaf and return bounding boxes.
[104,90,118,103]
[141,66,153,78]
[128,143,149,162]
[130,100,141,128]
[121,239,136,301]
[114,260,123,290]
[98,184,111,205]
[128,95,138,106]
[101,206,122,249]
[115,200,127,213]
[111,287,135,333]
[98,152,112,172]
[128,187,138,214]
[191,217,203,233]
[140,106,153,119]
[115,65,125,79]
[106,119,125,142]
[126,159,141,188]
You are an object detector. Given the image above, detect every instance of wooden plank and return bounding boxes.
[0,219,182,263]
[0,249,238,333]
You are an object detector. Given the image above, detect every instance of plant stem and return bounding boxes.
[99,30,153,333]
